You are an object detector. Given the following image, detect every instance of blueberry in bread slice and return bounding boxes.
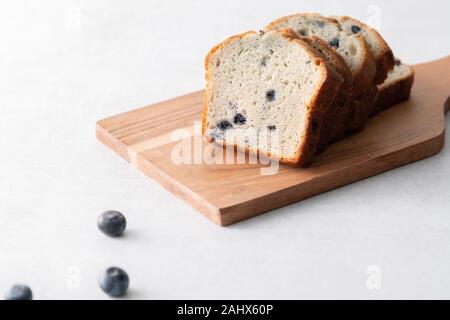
[372,59,415,116]
[202,29,343,166]
[299,36,353,152]
[265,13,377,133]
[334,16,395,85]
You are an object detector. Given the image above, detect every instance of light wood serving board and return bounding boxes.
[96,56,450,226]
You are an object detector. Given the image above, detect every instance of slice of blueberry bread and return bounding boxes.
[372,59,415,116]
[299,36,353,152]
[202,29,343,166]
[265,13,377,133]
[334,16,395,85]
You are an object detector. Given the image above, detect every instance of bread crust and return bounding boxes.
[339,33,377,133]
[372,64,415,116]
[336,16,395,85]
[350,84,379,131]
[265,12,338,31]
[299,36,353,153]
[202,29,342,166]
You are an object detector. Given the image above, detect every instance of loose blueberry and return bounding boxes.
[329,38,340,49]
[266,90,276,102]
[351,25,361,34]
[395,59,402,66]
[99,267,129,297]
[5,284,33,300]
[267,125,276,131]
[233,113,246,125]
[217,120,233,131]
[98,210,126,237]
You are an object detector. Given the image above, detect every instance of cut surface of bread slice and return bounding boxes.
[372,59,415,116]
[265,13,377,133]
[202,29,343,166]
[335,16,395,85]
[299,36,353,152]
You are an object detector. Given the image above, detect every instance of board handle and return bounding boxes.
[419,55,450,116]
[437,56,450,115]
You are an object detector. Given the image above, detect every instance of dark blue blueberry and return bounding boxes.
[266,90,276,102]
[351,25,361,34]
[217,120,232,131]
[233,113,246,125]
[5,284,33,300]
[395,59,402,66]
[329,38,340,49]
[315,20,325,28]
[98,210,126,237]
[267,125,276,131]
[99,267,129,297]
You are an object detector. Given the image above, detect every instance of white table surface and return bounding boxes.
[1,0,449,300]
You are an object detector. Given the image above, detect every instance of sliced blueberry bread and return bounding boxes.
[335,16,395,85]
[299,36,353,152]
[202,29,343,166]
[372,59,415,116]
[265,13,377,133]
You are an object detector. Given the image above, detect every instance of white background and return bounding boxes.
[1,0,450,299]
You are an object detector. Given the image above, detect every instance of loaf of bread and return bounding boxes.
[372,59,415,116]
[265,13,377,133]
[202,29,343,166]
[202,13,413,167]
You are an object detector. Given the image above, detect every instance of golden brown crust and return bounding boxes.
[376,48,395,84]
[300,36,353,153]
[348,85,379,132]
[277,27,301,41]
[202,29,342,167]
[372,69,415,116]
[265,12,340,31]
[294,56,342,165]
[344,37,377,133]
[281,31,343,165]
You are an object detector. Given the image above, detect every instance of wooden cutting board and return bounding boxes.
[96,56,450,226]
